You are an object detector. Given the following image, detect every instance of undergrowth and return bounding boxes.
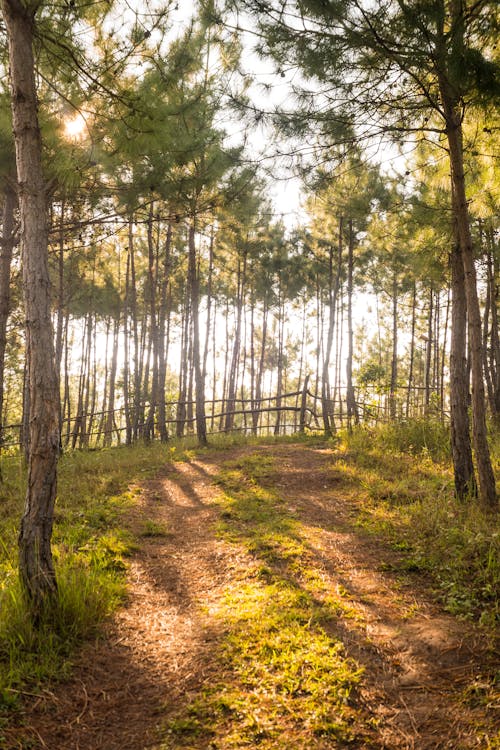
[0,441,176,709]
[339,421,500,625]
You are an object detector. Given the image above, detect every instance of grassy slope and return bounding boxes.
[0,425,498,741]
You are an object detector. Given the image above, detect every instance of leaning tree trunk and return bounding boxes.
[2,0,60,613]
[444,106,497,508]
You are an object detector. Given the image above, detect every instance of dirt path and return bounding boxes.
[6,443,499,749]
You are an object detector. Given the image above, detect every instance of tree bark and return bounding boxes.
[449,233,477,500]
[444,107,497,508]
[406,281,417,418]
[0,181,17,454]
[424,287,433,413]
[225,250,247,432]
[188,220,207,445]
[157,221,172,443]
[144,204,159,441]
[389,273,399,420]
[2,0,60,613]
[103,315,120,447]
[345,219,358,428]
[321,218,342,436]
[485,231,500,425]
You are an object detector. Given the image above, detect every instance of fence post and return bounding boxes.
[299,374,310,433]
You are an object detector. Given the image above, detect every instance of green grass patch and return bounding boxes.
[139,519,170,537]
[161,449,367,749]
[0,441,178,708]
[340,425,500,626]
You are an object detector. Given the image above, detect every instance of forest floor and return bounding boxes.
[5,441,499,749]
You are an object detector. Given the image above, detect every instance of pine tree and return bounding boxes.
[237,0,499,507]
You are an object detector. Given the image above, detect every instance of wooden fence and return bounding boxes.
[0,380,448,451]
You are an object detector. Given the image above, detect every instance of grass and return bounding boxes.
[338,421,500,626]
[0,425,498,745]
[160,450,368,749]
[0,441,179,709]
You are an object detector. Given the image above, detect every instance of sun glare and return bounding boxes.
[64,112,87,140]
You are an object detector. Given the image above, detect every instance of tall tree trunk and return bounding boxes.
[157,222,172,443]
[225,250,247,432]
[128,214,141,441]
[79,311,92,448]
[55,197,65,401]
[218,300,230,431]
[424,287,433,413]
[176,292,189,438]
[406,281,417,418]
[202,223,214,384]
[346,219,358,428]
[103,315,120,447]
[145,204,159,441]
[62,312,71,446]
[0,181,17,455]
[3,0,60,612]
[443,104,497,507]
[485,232,500,425]
[449,236,477,500]
[440,287,451,421]
[253,298,268,434]
[321,219,342,436]
[188,220,207,445]
[123,240,132,445]
[274,288,284,435]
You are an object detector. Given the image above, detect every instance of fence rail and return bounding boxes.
[0,381,449,451]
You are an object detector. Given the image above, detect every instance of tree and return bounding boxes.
[236,0,498,508]
[1,0,60,615]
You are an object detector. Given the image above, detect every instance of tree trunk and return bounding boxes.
[274,288,284,435]
[444,106,497,508]
[144,204,159,441]
[406,281,417,418]
[157,221,172,442]
[3,0,60,613]
[0,181,17,455]
[321,219,342,436]
[127,214,141,441]
[176,291,189,438]
[449,234,477,500]
[485,232,500,425]
[346,219,358,428]
[253,298,268,434]
[123,240,132,445]
[103,315,120,447]
[424,287,433,413]
[188,220,207,445]
[225,250,247,432]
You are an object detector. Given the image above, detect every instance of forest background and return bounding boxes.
[0,0,498,618]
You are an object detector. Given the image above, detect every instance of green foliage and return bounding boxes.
[0,559,123,708]
[340,425,500,624]
[343,418,451,462]
[0,441,175,708]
